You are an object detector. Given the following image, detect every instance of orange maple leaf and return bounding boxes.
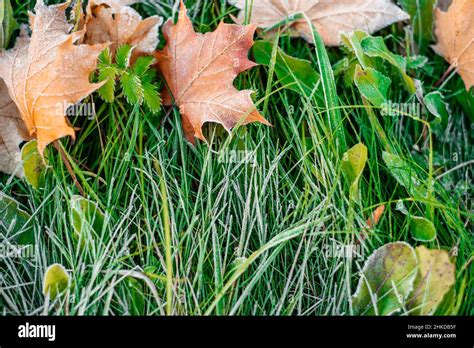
[156,1,270,143]
[0,1,106,156]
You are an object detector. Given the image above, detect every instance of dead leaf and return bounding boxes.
[84,0,162,57]
[156,1,270,143]
[433,0,474,90]
[366,205,386,228]
[230,0,409,46]
[0,1,106,156]
[93,0,140,12]
[407,246,456,315]
[0,80,29,176]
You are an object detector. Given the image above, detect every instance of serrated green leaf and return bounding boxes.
[21,140,46,191]
[143,81,161,113]
[98,47,113,67]
[352,242,418,315]
[354,65,391,107]
[0,193,34,245]
[43,264,69,301]
[98,66,119,103]
[341,143,368,203]
[409,215,436,242]
[252,40,321,98]
[361,36,416,94]
[133,55,155,77]
[121,72,144,105]
[407,246,455,315]
[116,44,134,70]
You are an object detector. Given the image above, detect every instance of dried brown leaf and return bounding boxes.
[230,0,409,46]
[433,0,474,90]
[156,2,270,143]
[84,0,162,56]
[0,1,105,156]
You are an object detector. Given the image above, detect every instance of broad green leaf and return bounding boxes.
[21,140,46,191]
[341,31,374,70]
[252,40,320,98]
[407,246,455,315]
[407,55,428,69]
[409,215,436,242]
[361,36,416,94]
[424,91,450,125]
[127,278,146,316]
[382,151,424,197]
[352,242,418,315]
[43,264,69,301]
[0,0,17,49]
[341,143,368,202]
[70,196,105,242]
[399,0,436,53]
[115,44,134,70]
[354,65,391,107]
[0,193,34,245]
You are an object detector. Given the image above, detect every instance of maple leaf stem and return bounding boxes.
[434,64,456,88]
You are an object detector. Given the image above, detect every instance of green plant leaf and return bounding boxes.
[21,140,46,191]
[361,36,416,94]
[70,196,105,243]
[121,71,144,105]
[354,65,391,107]
[0,0,17,49]
[341,143,368,203]
[0,193,34,245]
[98,47,113,67]
[382,151,424,198]
[407,246,455,315]
[252,40,321,98]
[399,0,436,53]
[407,55,428,70]
[98,66,119,103]
[424,91,450,125]
[352,242,418,315]
[341,31,374,70]
[409,215,436,242]
[133,56,155,77]
[127,278,146,316]
[43,264,69,301]
[115,44,134,70]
